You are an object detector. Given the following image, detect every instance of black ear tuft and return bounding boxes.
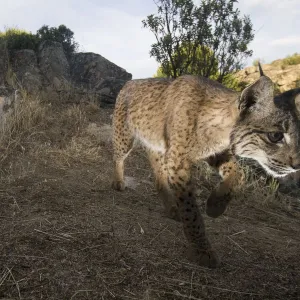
[258,62,264,77]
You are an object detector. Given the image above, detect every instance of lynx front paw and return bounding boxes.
[206,189,231,218]
[187,247,220,268]
[111,180,126,191]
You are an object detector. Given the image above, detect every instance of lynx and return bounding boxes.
[111,66,300,268]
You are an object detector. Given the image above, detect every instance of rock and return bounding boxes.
[0,87,20,127]
[71,52,132,85]
[97,77,129,107]
[245,66,256,75]
[0,43,8,87]
[276,69,300,91]
[70,52,131,107]
[11,50,42,93]
[38,40,71,90]
[0,42,131,106]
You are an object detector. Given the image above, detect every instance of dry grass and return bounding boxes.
[46,135,102,168]
[0,90,49,163]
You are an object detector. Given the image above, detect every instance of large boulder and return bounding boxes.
[95,77,130,107]
[71,52,132,84]
[38,40,71,90]
[11,49,43,93]
[70,52,132,107]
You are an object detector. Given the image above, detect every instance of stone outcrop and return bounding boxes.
[71,52,131,84]
[0,41,132,107]
[70,53,132,107]
[11,49,43,93]
[38,41,71,90]
[235,59,300,93]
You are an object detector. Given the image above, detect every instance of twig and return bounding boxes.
[80,244,105,251]
[0,268,10,286]
[34,229,72,241]
[124,289,136,296]
[230,230,246,236]
[189,271,195,299]
[7,267,21,299]
[162,277,261,296]
[0,255,52,260]
[148,289,202,300]
[70,289,93,300]
[227,236,249,255]
[149,225,168,244]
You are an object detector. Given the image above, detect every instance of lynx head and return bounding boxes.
[231,68,300,177]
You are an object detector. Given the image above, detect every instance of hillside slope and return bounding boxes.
[236,55,300,92]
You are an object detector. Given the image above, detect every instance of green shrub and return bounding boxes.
[282,53,300,66]
[221,73,249,92]
[0,27,38,52]
[271,53,300,67]
[0,25,79,58]
[36,25,78,58]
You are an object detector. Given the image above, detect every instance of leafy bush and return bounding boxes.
[0,27,38,52]
[271,53,300,67]
[0,25,78,58]
[36,25,78,58]
[221,74,248,91]
[282,53,300,66]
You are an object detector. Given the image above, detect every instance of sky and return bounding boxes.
[0,0,299,79]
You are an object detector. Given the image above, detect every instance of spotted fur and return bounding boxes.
[111,73,300,268]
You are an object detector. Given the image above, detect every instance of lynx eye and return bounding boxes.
[267,132,284,143]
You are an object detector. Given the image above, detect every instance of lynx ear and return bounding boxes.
[274,88,300,112]
[238,76,274,114]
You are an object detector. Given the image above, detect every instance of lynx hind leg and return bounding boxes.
[111,101,134,191]
[166,150,219,268]
[206,153,245,218]
[148,151,180,221]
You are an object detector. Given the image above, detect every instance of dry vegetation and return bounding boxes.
[0,91,300,300]
[270,53,300,70]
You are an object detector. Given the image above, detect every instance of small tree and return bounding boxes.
[36,25,78,57]
[143,0,254,82]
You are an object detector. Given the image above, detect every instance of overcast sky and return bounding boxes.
[0,0,299,79]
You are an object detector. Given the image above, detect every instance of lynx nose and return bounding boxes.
[291,163,300,170]
[289,156,300,170]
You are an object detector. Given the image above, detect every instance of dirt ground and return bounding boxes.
[0,96,299,300]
